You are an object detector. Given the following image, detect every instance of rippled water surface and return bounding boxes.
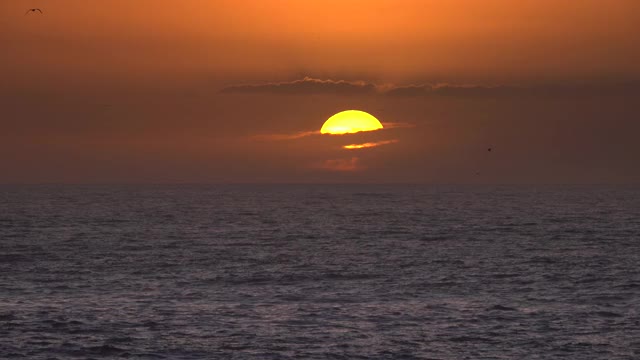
[1,185,639,359]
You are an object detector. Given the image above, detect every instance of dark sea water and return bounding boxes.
[1,185,639,359]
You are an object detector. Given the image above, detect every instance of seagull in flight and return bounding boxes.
[25,8,43,15]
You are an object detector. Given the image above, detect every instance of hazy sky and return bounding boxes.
[2,0,639,183]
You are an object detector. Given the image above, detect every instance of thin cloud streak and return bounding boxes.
[381,122,415,129]
[343,139,398,150]
[251,130,320,141]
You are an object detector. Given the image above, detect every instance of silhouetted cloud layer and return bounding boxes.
[222,77,640,97]
[386,82,640,97]
[384,84,521,97]
[221,77,377,95]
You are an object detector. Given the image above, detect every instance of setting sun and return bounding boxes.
[320,110,383,135]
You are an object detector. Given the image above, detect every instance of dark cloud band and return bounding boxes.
[221,77,377,95]
[221,77,640,97]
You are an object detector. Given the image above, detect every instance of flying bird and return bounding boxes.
[487,147,492,152]
[25,8,43,15]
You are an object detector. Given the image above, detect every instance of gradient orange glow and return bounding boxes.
[3,0,637,86]
[1,0,639,183]
[320,111,383,135]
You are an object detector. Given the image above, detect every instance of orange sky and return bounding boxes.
[3,0,639,85]
[1,0,639,183]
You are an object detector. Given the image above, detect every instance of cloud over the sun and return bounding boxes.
[221,77,640,97]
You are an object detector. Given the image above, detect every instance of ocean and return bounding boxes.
[1,185,639,359]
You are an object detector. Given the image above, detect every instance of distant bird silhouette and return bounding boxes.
[25,8,43,15]
[487,147,492,152]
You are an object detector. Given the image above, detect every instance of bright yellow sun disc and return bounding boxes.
[320,110,383,135]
